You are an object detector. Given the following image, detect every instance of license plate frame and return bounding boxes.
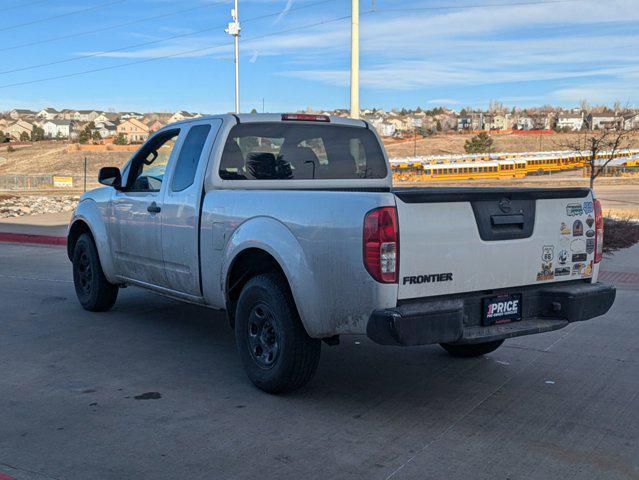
[482,293,522,326]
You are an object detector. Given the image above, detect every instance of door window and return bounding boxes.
[128,130,179,192]
[171,124,211,191]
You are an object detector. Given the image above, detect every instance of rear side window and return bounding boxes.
[219,123,387,180]
[171,124,211,191]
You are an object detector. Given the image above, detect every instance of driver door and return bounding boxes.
[111,129,182,287]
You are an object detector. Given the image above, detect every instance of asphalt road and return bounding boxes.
[1,243,637,480]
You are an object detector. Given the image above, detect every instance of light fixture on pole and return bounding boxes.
[225,0,241,114]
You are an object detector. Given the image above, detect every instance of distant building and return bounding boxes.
[517,116,535,130]
[96,124,117,139]
[5,120,34,140]
[146,119,165,133]
[36,107,59,120]
[43,120,74,139]
[116,117,149,143]
[488,114,511,130]
[588,113,621,130]
[622,113,639,130]
[457,116,472,131]
[556,113,584,131]
[9,109,36,120]
[168,111,197,123]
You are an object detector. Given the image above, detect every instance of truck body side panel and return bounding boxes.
[200,190,398,337]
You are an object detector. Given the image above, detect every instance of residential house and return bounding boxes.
[588,113,621,130]
[147,119,165,133]
[120,112,144,120]
[96,124,117,139]
[168,110,197,123]
[622,113,639,130]
[556,113,584,131]
[488,114,511,130]
[5,120,34,140]
[43,120,74,139]
[435,113,458,131]
[116,117,149,143]
[58,109,75,120]
[457,116,472,131]
[93,112,119,124]
[516,116,535,130]
[72,110,101,122]
[36,107,59,120]
[9,109,36,119]
[531,113,554,130]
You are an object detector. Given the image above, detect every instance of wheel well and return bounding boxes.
[225,248,291,323]
[67,220,93,260]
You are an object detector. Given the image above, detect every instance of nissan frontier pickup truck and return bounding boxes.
[68,113,615,393]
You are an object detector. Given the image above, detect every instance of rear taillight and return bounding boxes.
[363,207,399,283]
[594,198,604,264]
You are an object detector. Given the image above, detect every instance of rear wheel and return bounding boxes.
[440,340,504,358]
[234,273,321,394]
[72,233,119,311]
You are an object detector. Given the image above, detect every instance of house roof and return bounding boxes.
[46,120,72,126]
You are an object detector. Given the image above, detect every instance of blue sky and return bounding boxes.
[0,0,637,113]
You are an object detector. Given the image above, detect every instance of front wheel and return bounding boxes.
[440,339,504,358]
[72,233,119,311]
[234,273,321,394]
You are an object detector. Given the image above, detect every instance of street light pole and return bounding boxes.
[226,0,241,113]
[350,0,359,119]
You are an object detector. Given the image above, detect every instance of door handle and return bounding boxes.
[147,202,161,214]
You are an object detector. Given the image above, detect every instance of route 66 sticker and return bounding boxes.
[542,245,554,262]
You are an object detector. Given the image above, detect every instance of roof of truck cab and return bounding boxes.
[162,113,368,129]
[234,113,368,127]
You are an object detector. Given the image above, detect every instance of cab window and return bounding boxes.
[127,129,179,192]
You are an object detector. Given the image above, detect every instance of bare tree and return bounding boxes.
[562,125,636,188]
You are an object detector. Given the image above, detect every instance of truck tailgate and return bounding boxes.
[394,188,597,300]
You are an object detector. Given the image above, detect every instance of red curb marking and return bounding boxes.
[0,232,66,246]
[0,472,16,480]
[599,270,639,284]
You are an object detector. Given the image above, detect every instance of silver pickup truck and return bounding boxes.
[68,113,615,393]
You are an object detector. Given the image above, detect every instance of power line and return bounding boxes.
[2,0,49,13]
[0,1,224,53]
[373,0,581,13]
[0,0,128,33]
[0,0,338,75]
[0,12,359,90]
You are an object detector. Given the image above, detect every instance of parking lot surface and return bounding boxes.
[1,242,638,480]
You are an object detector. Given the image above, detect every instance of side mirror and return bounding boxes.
[98,167,122,189]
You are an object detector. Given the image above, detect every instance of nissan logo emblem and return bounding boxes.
[499,198,512,213]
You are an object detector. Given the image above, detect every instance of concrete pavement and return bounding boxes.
[0,243,637,480]
[0,212,70,245]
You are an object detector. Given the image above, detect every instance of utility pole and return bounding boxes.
[226,0,241,113]
[350,0,359,119]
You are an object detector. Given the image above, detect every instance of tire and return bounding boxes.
[72,233,119,312]
[440,339,504,358]
[234,273,321,394]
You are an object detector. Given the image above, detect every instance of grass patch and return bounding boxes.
[604,216,639,253]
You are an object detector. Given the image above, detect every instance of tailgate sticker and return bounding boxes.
[583,201,594,214]
[558,250,568,265]
[572,220,584,236]
[560,222,571,235]
[586,216,594,228]
[542,245,555,262]
[566,203,584,216]
[586,238,595,254]
[537,262,554,281]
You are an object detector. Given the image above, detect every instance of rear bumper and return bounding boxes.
[366,281,616,346]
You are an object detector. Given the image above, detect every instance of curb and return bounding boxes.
[0,232,66,246]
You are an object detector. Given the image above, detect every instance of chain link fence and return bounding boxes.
[0,174,92,191]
